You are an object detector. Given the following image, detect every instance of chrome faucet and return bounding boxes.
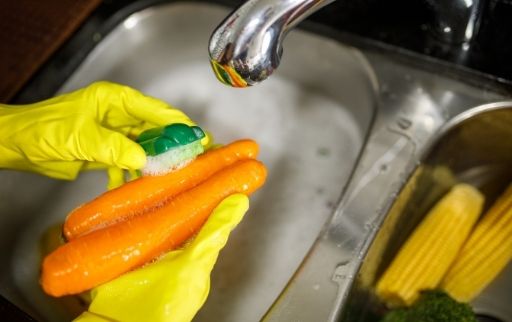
[208,0,335,87]
[209,0,485,87]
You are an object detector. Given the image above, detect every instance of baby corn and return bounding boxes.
[376,183,484,307]
[441,184,512,302]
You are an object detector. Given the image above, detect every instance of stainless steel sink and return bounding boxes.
[0,1,510,322]
[1,2,375,322]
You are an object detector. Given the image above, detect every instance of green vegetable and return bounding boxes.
[381,291,477,322]
[381,308,408,322]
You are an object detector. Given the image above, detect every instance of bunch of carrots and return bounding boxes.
[41,139,267,297]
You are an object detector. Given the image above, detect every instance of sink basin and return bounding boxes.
[340,103,512,322]
[0,2,376,321]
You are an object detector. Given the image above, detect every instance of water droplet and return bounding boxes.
[364,221,375,230]
[332,261,350,283]
[397,117,412,130]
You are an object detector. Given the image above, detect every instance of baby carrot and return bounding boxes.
[41,159,267,297]
[64,139,259,240]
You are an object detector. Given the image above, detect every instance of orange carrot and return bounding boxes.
[64,139,259,240]
[41,159,267,297]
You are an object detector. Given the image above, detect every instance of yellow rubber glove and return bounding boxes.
[0,81,208,189]
[73,194,249,322]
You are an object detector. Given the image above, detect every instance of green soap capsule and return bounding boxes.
[137,123,205,156]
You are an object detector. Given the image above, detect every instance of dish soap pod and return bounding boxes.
[137,123,205,176]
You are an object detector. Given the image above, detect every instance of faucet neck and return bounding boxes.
[209,0,335,87]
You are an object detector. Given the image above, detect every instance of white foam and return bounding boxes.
[142,141,203,176]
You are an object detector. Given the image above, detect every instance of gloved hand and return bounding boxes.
[0,81,208,189]
[73,194,249,322]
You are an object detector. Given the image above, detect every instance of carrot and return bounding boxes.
[41,159,267,297]
[63,139,259,240]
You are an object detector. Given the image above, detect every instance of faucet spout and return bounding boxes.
[209,0,335,87]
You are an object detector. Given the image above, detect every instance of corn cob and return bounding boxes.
[441,183,512,302]
[376,183,484,307]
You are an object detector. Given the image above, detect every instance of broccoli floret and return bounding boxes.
[381,308,408,322]
[381,291,477,322]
